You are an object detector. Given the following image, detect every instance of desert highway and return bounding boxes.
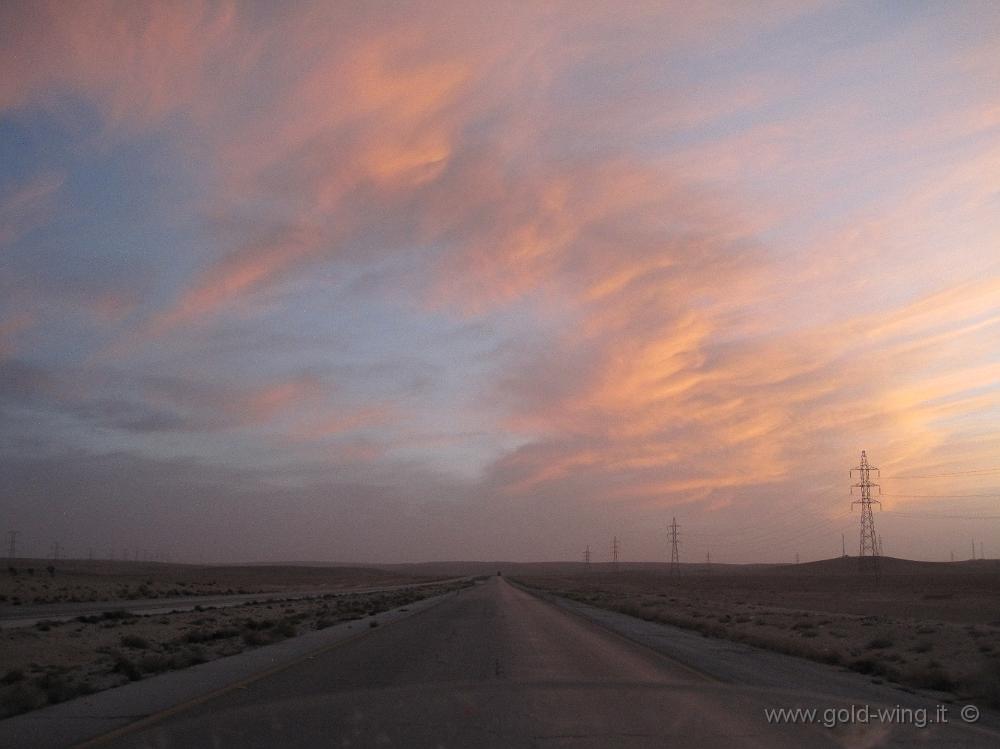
[84,577,993,748]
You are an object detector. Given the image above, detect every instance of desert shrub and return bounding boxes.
[101,610,135,621]
[369,620,379,628]
[866,637,894,650]
[243,618,273,630]
[113,655,141,681]
[37,674,80,704]
[905,666,954,692]
[273,620,297,638]
[120,634,151,649]
[911,641,934,653]
[850,657,878,675]
[1,670,25,685]
[0,683,47,717]
[241,629,266,646]
[182,627,238,644]
[315,618,335,630]
[138,654,171,674]
[169,646,207,669]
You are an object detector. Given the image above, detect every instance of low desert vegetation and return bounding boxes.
[0,580,470,719]
[1,559,433,605]
[516,564,1000,709]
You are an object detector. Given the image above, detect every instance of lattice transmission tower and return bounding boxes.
[668,517,680,575]
[611,536,620,573]
[583,545,591,571]
[850,450,881,575]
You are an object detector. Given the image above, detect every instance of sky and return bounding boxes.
[1,1,998,564]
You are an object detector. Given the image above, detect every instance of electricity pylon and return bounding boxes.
[850,450,881,575]
[611,536,620,573]
[668,517,680,575]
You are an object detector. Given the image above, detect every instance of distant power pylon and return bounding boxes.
[980,541,984,560]
[842,533,847,558]
[668,517,680,575]
[583,545,591,571]
[7,530,18,560]
[850,450,881,575]
[611,536,620,573]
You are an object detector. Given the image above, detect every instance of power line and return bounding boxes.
[883,490,1000,498]
[882,511,1000,520]
[883,468,1000,479]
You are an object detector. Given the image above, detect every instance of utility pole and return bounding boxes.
[611,536,620,573]
[950,550,954,563]
[878,535,884,557]
[972,539,976,560]
[795,552,800,564]
[842,533,846,558]
[668,517,680,575]
[850,450,881,575]
[50,542,61,560]
[7,530,18,560]
[980,542,984,560]
[583,545,591,571]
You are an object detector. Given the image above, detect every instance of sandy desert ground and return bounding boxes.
[515,557,1000,708]
[0,561,468,718]
[1,559,430,606]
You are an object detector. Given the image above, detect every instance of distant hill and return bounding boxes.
[23,556,995,580]
[368,556,1000,579]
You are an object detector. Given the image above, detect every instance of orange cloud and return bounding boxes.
[152,225,323,329]
[0,1,237,124]
[291,405,396,441]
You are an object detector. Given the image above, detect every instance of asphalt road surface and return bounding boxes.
[90,577,995,748]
